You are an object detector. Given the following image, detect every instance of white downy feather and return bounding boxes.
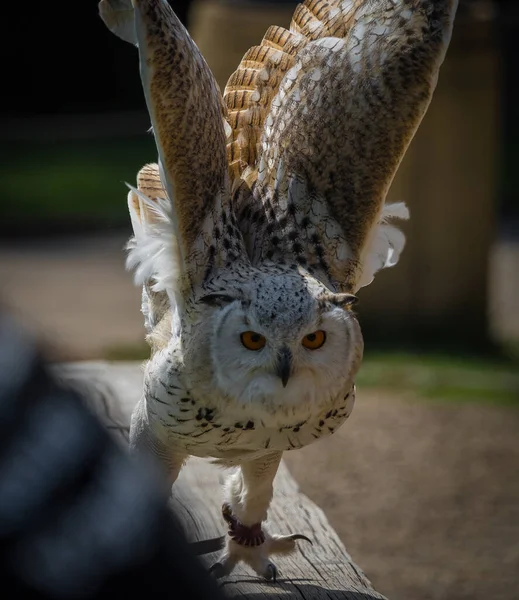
[125,185,183,330]
[355,202,410,291]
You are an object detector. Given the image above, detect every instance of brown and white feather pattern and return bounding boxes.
[102,0,249,304]
[99,0,458,459]
[99,2,458,577]
[226,0,457,291]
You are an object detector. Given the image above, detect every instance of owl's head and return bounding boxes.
[194,270,363,413]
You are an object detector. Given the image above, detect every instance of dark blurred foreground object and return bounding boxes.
[0,315,226,600]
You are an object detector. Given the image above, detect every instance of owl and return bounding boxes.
[99,0,458,581]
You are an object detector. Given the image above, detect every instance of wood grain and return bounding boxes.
[55,361,387,599]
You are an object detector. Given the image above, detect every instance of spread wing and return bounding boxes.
[99,0,246,311]
[225,0,458,292]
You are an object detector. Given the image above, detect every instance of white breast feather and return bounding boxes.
[125,185,182,314]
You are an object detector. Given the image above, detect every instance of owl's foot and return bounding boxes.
[209,504,311,581]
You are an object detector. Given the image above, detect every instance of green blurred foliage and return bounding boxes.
[102,343,519,404]
[1,136,155,227]
[357,351,519,405]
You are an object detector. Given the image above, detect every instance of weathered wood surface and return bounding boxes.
[55,361,387,600]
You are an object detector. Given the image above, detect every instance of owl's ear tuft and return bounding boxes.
[327,293,358,309]
[198,293,239,307]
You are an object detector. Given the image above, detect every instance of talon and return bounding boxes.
[290,534,313,544]
[266,563,277,583]
[208,553,238,579]
[209,562,225,578]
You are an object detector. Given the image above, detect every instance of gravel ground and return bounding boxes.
[285,391,519,600]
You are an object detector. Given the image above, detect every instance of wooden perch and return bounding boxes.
[55,361,387,600]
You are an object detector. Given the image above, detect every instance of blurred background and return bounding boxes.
[0,1,517,599]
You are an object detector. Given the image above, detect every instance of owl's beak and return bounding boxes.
[276,347,293,388]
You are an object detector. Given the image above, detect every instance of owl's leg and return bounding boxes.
[210,452,311,581]
[129,399,186,488]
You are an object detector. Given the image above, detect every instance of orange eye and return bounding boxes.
[240,331,266,351]
[302,330,326,350]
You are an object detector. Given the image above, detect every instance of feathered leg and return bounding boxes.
[129,398,187,488]
[210,452,311,581]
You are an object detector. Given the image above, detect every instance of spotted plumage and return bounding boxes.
[99,0,458,581]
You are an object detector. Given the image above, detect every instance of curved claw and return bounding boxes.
[208,562,225,578]
[209,560,234,579]
[209,551,238,579]
[289,534,313,545]
[265,562,278,583]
